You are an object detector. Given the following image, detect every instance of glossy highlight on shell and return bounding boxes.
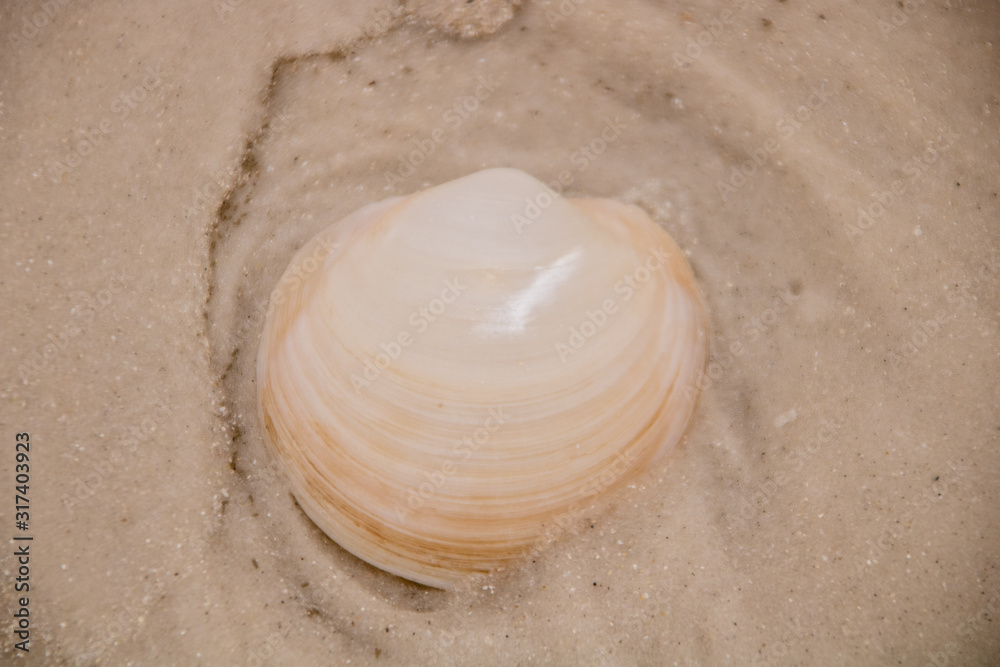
[257,168,708,589]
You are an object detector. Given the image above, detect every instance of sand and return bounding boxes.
[1,0,998,664]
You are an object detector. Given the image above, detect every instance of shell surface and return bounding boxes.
[257,168,707,588]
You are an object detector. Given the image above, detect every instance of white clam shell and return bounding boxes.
[257,168,708,588]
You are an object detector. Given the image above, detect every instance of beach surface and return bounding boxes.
[1,0,998,664]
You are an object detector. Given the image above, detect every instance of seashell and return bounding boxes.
[257,168,707,589]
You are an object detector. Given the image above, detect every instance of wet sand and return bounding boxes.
[2,0,998,664]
